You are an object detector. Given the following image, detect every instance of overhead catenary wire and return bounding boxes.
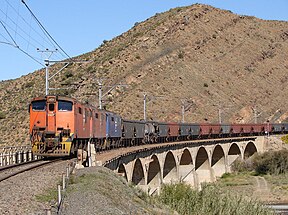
[4,0,56,50]
[0,19,18,47]
[0,0,73,67]
[0,7,54,53]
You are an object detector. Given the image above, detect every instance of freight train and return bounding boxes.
[29,95,288,157]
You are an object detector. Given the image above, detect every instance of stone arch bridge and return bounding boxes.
[98,136,266,195]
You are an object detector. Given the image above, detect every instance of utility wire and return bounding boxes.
[21,0,72,60]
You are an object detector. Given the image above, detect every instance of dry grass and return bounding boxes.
[156,183,273,215]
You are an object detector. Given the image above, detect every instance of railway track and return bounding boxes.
[0,158,63,182]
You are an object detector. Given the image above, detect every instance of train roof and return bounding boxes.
[30,95,120,115]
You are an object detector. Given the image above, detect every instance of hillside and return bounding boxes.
[1,4,288,146]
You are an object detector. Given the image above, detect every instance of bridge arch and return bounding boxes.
[244,141,257,159]
[163,151,178,184]
[195,147,211,184]
[147,154,161,193]
[179,148,194,186]
[117,163,128,182]
[211,145,225,179]
[131,158,145,185]
[227,143,242,171]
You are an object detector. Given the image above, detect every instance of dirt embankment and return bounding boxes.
[60,167,176,215]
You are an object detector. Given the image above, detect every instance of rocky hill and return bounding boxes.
[1,4,288,146]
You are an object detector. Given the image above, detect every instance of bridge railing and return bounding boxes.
[0,145,40,166]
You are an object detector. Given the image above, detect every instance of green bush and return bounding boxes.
[281,135,288,144]
[0,111,5,119]
[178,51,184,59]
[253,150,288,175]
[24,81,34,88]
[233,150,288,175]
[64,71,73,79]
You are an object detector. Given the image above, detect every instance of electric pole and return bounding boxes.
[37,48,58,95]
[218,108,222,124]
[144,93,147,121]
[98,79,103,110]
[97,79,127,110]
[181,99,185,123]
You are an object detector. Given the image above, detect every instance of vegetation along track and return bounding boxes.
[0,158,63,182]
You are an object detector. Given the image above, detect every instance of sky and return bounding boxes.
[0,0,287,81]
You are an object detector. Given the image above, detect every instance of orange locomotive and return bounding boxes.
[29,95,121,157]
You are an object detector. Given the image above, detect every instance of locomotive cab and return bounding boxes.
[29,96,74,156]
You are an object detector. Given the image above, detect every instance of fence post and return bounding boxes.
[66,166,69,179]
[23,151,27,162]
[62,173,66,190]
[58,185,61,207]
[8,151,12,165]
[18,152,22,164]
[12,152,16,164]
[45,208,51,215]
[5,153,9,166]
[28,150,32,161]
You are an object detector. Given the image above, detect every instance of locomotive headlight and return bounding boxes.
[48,97,55,102]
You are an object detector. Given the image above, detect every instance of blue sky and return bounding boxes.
[0,0,287,81]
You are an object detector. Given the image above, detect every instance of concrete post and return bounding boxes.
[90,143,97,167]
[5,153,9,165]
[18,152,22,164]
[66,166,70,179]
[58,185,61,207]
[12,152,16,164]
[28,151,32,161]
[45,208,51,215]
[62,173,66,190]
[8,151,12,165]
[87,141,91,167]
[23,151,27,162]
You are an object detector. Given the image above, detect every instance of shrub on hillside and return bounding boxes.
[0,111,5,119]
[281,135,288,144]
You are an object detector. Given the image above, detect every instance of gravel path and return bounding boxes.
[0,160,72,215]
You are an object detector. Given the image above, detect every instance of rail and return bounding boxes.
[0,159,58,182]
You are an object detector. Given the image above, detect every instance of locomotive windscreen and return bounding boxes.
[58,100,73,111]
[32,100,46,111]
